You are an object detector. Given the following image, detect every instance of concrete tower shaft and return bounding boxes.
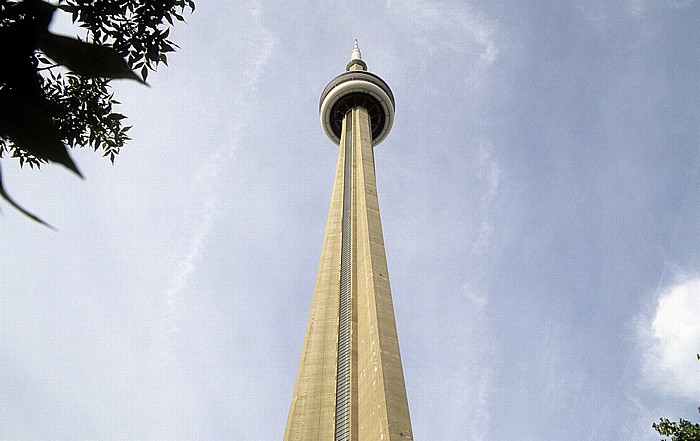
[285,43,413,441]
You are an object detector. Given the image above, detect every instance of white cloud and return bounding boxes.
[640,276,700,400]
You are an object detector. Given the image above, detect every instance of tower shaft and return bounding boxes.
[284,104,413,440]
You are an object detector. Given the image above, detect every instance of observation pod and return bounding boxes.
[320,41,395,146]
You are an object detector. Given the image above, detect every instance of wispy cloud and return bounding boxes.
[473,141,500,255]
[245,0,276,88]
[156,152,220,360]
[469,366,493,441]
[455,283,494,441]
[388,0,498,90]
[157,0,276,359]
[405,1,497,63]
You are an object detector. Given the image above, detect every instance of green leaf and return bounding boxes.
[37,33,145,83]
[0,88,82,177]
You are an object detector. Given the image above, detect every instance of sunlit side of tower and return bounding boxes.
[284,42,413,441]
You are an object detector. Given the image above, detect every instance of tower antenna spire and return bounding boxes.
[351,39,361,60]
[346,39,367,71]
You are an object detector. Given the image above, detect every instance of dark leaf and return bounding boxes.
[5,0,56,34]
[0,27,44,99]
[0,163,54,229]
[0,88,82,177]
[165,39,180,49]
[37,33,144,83]
[57,4,78,14]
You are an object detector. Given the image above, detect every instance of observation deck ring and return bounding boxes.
[320,71,395,146]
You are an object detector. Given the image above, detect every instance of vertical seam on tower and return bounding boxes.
[335,109,353,441]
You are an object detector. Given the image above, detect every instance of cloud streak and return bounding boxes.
[473,141,500,256]
[157,0,276,360]
[387,0,498,91]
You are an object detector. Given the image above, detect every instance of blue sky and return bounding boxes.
[1,1,699,440]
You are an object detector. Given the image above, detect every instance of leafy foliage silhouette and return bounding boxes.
[0,0,194,226]
[653,413,700,441]
[652,355,700,441]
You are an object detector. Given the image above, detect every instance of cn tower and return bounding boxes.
[284,41,413,441]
